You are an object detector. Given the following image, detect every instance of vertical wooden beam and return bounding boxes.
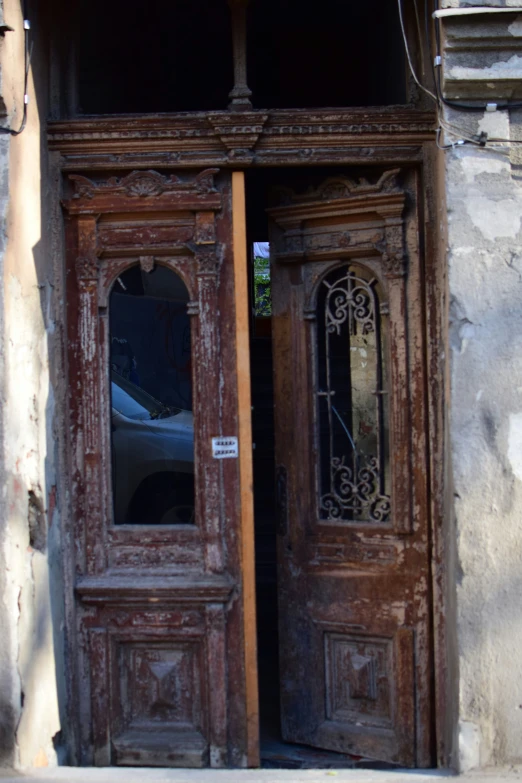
[228,0,253,110]
[232,170,259,767]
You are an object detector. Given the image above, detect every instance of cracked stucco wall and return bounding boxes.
[0,0,65,769]
[442,4,522,771]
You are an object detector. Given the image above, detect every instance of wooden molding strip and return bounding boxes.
[232,170,260,768]
[75,574,234,604]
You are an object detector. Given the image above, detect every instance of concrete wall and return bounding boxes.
[0,0,65,768]
[440,1,522,771]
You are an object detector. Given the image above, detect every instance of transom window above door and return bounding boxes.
[58,0,407,116]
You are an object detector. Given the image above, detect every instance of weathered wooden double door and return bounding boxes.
[64,164,432,768]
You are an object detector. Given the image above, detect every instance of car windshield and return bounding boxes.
[111,371,181,420]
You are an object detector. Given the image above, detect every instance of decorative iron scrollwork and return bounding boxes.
[324,274,375,336]
[317,265,391,524]
[320,456,391,523]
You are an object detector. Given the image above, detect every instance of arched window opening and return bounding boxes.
[316,264,391,524]
[109,264,195,525]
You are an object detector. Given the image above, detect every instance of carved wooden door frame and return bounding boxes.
[50,107,451,768]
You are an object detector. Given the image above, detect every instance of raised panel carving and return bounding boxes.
[111,638,208,767]
[325,632,392,727]
[118,642,204,730]
[98,218,195,253]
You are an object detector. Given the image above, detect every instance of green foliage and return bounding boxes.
[253,255,271,316]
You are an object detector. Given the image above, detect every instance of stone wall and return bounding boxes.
[440,2,522,771]
[0,0,65,768]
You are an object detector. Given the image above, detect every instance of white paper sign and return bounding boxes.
[211,436,239,459]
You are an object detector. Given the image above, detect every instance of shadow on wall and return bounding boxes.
[0,0,69,768]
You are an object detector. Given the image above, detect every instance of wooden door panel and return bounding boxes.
[269,170,433,767]
[63,169,257,767]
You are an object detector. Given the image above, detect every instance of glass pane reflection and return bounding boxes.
[109,265,194,525]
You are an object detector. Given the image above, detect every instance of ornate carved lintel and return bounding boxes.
[269,170,406,268]
[70,168,219,200]
[288,169,402,204]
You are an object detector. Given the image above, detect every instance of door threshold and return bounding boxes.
[260,733,399,770]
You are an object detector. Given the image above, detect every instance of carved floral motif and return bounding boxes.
[290,169,401,204]
[70,168,219,200]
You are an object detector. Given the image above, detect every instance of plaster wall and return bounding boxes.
[0,0,65,769]
[441,5,522,772]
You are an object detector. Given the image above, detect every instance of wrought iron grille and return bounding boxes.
[316,265,390,523]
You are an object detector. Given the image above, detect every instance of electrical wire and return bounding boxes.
[0,0,31,136]
[399,0,522,149]
[397,0,438,103]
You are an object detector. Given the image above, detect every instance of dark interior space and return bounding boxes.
[246,172,279,763]
[73,0,406,116]
[76,0,233,114]
[247,0,406,109]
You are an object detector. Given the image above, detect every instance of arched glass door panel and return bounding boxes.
[109,264,194,525]
[316,263,390,524]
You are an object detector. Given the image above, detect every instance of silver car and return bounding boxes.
[111,372,194,525]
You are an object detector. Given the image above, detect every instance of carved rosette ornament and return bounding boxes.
[75,256,100,283]
[196,251,221,278]
[382,251,406,279]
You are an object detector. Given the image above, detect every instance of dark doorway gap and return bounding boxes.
[246,169,401,770]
